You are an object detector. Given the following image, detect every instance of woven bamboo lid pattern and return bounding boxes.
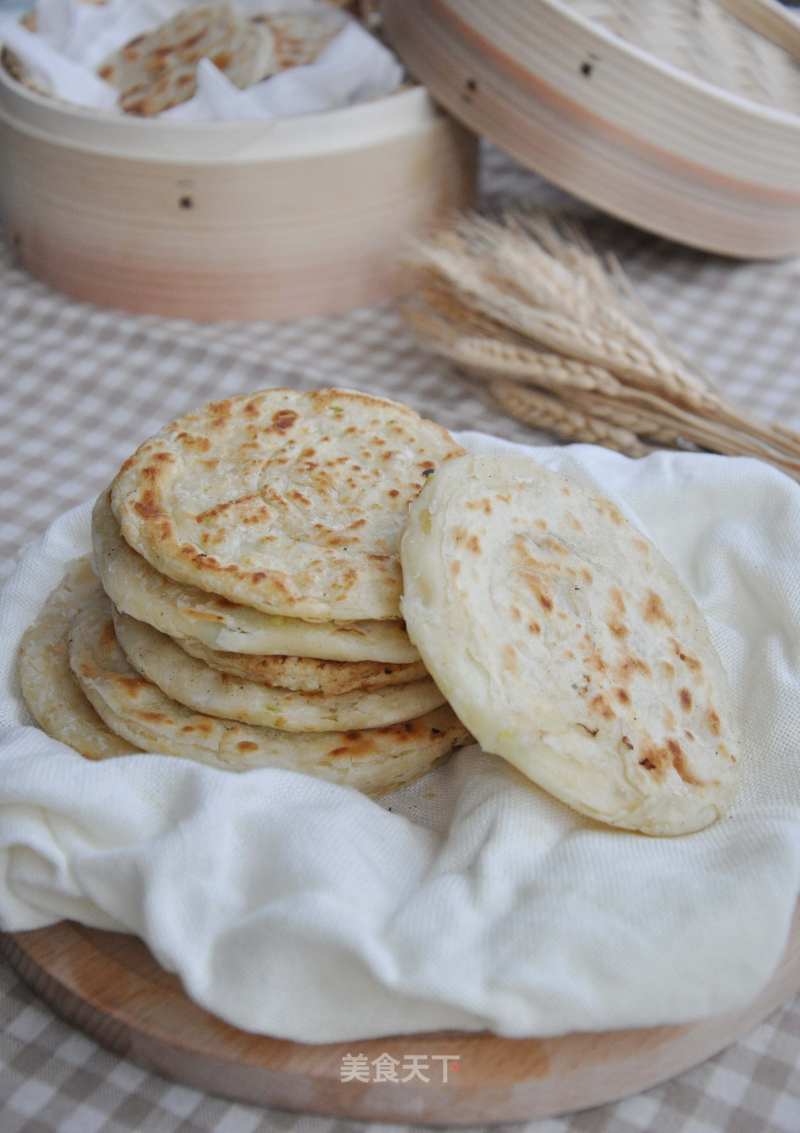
[382,0,800,258]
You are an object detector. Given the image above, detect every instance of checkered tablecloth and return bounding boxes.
[1,145,799,1133]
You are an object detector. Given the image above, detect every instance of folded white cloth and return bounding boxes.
[0,0,402,118]
[1,432,799,1043]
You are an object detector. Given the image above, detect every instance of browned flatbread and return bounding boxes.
[175,636,427,693]
[110,388,464,622]
[98,4,276,117]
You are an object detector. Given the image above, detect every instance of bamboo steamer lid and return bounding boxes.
[381,0,800,259]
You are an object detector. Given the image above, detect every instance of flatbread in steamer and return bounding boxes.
[98,4,276,117]
[92,491,419,663]
[251,8,344,69]
[69,584,468,793]
[17,558,137,760]
[175,636,426,693]
[112,606,445,732]
[110,389,464,621]
[401,454,740,836]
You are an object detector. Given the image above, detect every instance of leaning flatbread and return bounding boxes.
[113,606,445,732]
[251,9,344,69]
[70,582,468,793]
[401,454,740,836]
[92,492,419,663]
[17,558,137,761]
[110,389,463,621]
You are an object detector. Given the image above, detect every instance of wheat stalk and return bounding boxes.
[491,381,656,457]
[405,214,800,477]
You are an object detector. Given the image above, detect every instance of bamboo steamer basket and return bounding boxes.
[0,62,478,321]
[381,0,800,259]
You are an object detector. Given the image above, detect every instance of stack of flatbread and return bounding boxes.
[19,387,742,834]
[19,388,471,795]
[97,3,346,116]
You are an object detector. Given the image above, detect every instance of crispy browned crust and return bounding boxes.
[111,388,464,621]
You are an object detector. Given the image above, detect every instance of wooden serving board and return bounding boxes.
[2,913,800,1125]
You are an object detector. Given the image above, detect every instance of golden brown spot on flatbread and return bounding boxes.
[672,640,703,674]
[137,711,171,724]
[271,409,298,433]
[534,518,547,531]
[176,432,211,453]
[643,590,674,629]
[621,735,634,750]
[388,489,400,498]
[595,499,624,525]
[79,662,97,679]
[617,655,652,683]
[589,694,615,720]
[581,567,593,583]
[577,723,599,737]
[679,688,692,711]
[638,742,668,778]
[707,707,721,736]
[528,620,541,635]
[510,605,521,621]
[98,64,113,79]
[453,527,468,546]
[615,687,630,705]
[634,538,650,555]
[237,741,258,753]
[668,738,704,786]
[586,650,606,674]
[328,731,379,759]
[609,620,629,640]
[115,676,145,698]
[450,561,460,577]
[561,485,571,497]
[466,535,481,554]
[289,490,311,507]
[664,709,677,731]
[610,588,626,615]
[661,661,676,681]
[133,491,162,520]
[243,400,260,418]
[567,514,584,532]
[522,574,554,612]
[502,645,518,674]
[99,620,116,650]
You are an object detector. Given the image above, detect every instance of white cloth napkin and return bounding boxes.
[0,0,402,118]
[1,431,799,1043]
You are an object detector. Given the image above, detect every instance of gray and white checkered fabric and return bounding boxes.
[1,145,799,1132]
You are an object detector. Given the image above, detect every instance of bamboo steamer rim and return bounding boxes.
[0,54,440,162]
